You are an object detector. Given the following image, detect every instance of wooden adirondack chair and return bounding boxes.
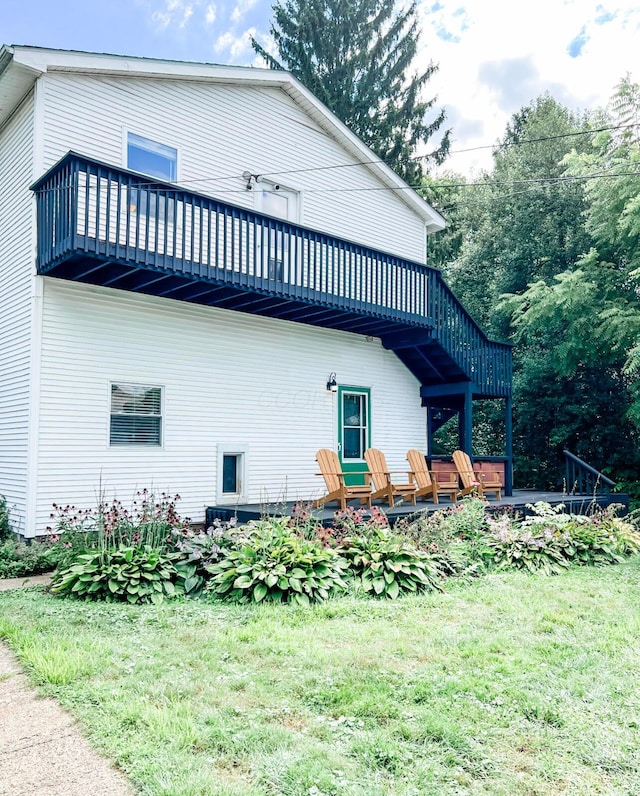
[406,449,458,504]
[364,448,417,507]
[452,450,502,500]
[314,448,372,510]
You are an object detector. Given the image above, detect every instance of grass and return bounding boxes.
[1,563,640,796]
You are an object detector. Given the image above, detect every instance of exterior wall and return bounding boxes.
[0,92,34,534]
[35,280,426,536]
[39,72,427,263]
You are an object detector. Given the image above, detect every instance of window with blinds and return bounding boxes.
[110,383,162,446]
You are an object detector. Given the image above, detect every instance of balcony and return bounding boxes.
[32,152,511,398]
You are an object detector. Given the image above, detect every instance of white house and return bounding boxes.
[0,45,512,537]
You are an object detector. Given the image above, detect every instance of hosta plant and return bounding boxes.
[51,544,181,604]
[171,517,243,595]
[340,526,443,598]
[205,519,349,605]
[485,513,570,574]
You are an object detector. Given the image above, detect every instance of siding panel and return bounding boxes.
[36,282,426,534]
[40,73,426,263]
[0,93,34,533]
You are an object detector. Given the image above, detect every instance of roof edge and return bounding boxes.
[5,45,446,232]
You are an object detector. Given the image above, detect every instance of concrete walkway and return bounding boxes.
[0,581,135,795]
[0,573,53,592]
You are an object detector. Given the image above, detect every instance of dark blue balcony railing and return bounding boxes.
[32,152,511,397]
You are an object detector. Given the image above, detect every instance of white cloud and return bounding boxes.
[205,3,216,24]
[416,0,640,174]
[214,27,256,59]
[231,0,258,24]
[151,0,196,30]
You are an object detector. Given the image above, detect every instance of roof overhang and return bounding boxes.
[0,44,446,233]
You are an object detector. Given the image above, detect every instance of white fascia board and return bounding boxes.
[7,45,446,233]
[0,46,43,130]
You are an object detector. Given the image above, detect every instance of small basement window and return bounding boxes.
[217,446,249,502]
[222,454,241,494]
[110,383,162,446]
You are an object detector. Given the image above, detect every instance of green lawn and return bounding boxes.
[1,563,640,796]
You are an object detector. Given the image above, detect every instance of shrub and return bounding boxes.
[316,505,390,548]
[51,544,182,604]
[170,517,243,595]
[484,513,571,574]
[395,498,492,576]
[0,495,11,541]
[0,538,66,579]
[206,518,348,605]
[340,526,443,598]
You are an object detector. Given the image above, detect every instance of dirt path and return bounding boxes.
[0,615,135,795]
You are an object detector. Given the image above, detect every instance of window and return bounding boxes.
[127,133,177,217]
[110,383,162,446]
[222,455,241,494]
[216,445,249,502]
[127,133,177,181]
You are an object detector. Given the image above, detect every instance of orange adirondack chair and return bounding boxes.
[406,449,458,504]
[452,450,502,500]
[364,448,417,507]
[314,448,372,510]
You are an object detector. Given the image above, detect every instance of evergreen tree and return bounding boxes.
[251,0,449,183]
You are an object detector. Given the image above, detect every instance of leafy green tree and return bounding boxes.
[499,78,640,492]
[251,0,449,182]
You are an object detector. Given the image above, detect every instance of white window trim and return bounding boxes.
[216,445,250,504]
[108,381,165,449]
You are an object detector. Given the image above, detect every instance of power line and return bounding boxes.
[95,121,637,193]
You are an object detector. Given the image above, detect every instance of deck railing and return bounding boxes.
[563,450,615,495]
[32,152,511,396]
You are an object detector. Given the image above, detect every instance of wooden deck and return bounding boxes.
[206,489,629,527]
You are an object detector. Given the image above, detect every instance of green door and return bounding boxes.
[338,387,371,486]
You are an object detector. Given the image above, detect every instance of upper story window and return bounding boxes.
[127,133,177,182]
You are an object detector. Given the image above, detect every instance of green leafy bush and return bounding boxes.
[51,545,182,604]
[396,498,492,576]
[604,513,640,555]
[484,503,640,572]
[484,513,571,574]
[340,526,443,598]
[170,517,243,595]
[0,538,67,579]
[206,519,348,605]
[0,495,11,541]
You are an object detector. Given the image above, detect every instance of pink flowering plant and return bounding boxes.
[50,488,198,604]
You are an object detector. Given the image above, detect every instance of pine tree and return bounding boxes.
[251,0,449,183]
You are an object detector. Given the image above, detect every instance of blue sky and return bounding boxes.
[2,0,638,174]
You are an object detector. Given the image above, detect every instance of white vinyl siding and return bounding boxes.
[35,281,426,536]
[39,73,426,263]
[0,92,35,534]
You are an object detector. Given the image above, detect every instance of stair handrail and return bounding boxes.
[563,450,615,495]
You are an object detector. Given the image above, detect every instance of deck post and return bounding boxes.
[505,394,513,496]
[458,384,473,455]
[426,406,435,456]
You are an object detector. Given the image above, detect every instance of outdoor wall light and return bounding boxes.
[242,171,259,190]
[326,373,338,392]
